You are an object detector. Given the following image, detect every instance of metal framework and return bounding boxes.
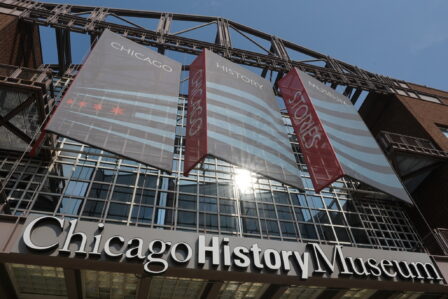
[0,0,438,105]
[0,63,52,148]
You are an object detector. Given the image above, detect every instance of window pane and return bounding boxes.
[111,186,133,202]
[131,206,153,223]
[220,199,236,214]
[240,201,257,216]
[179,195,196,210]
[220,215,238,232]
[178,211,196,228]
[83,200,104,217]
[199,213,218,230]
[107,203,129,220]
[135,189,155,205]
[199,197,217,212]
[59,197,82,215]
[88,183,110,199]
[280,221,297,238]
[242,218,259,234]
[115,171,136,185]
[273,191,289,204]
[299,223,318,240]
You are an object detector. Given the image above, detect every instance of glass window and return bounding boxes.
[59,197,83,215]
[335,227,351,242]
[199,197,217,212]
[94,169,115,183]
[242,218,260,234]
[219,199,236,214]
[88,183,110,199]
[107,203,130,221]
[8,264,67,296]
[199,182,217,196]
[280,221,297,238]
[111,186,133,202]
[199,213,218,230]
[240,192,255,201]
[324,197,340,210]
[178,179,197,194]
[157,191,175,207]
[273,191,289,204]
[131,206,153,224]
[261,219,280,236]
[65,181,89,197]
[72,166,94,180]
[155,208,174,226]
[299,223,318,240]
[318,225,336,241]
[258,203,276,219]
[276,205,293,220]
[178,211,196,228]
[311,210,330,224]
[138,174,158,188]
[115,171,136,185]
[352,229,370,244]
[83,200,104,217]
[419,94,441,103]
[307,195,324,209]
[220,215,238,232]
[438,125,448,138]
[179,195,196,210]
[135,189,155,205]
[240,201,257,216]
[295,208,312,222]
[218,183,234,198]
[255,190,273,202]
[291,193,307,206]
[329,211,346,225]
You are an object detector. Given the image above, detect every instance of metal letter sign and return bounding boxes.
[185,50,303,190]
[278,68,411,203]
[46,30,181,172]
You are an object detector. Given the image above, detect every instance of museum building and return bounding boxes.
[0,1,448,298]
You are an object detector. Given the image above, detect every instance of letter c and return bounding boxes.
[110,42,121,50]
[23,216,64,250]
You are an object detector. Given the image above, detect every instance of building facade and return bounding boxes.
[0,1,447,298]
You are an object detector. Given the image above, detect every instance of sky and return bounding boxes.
[39,0,448,91]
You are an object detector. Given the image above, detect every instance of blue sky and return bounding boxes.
[40,0,447,91]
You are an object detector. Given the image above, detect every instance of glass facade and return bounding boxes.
[0,92,423,253]
[0,50,440,299]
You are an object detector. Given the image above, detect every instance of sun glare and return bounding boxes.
[234,168,255,194]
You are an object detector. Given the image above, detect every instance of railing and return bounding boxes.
[378,131,448,159]
[434,228,448,255]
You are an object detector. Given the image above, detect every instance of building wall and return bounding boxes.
[0,13,43,68]
[397,87,448,152]
[359,93,430,140]
[360,87,448,250]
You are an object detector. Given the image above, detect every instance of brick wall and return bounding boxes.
[0,13,43,68]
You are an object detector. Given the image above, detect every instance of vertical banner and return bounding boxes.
[279,68,411,203]
[185,50,304,190]
[278,69,344,193]
[46,30,181,172]
[184,51,208,175]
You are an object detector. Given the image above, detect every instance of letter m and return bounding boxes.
[308,243,352,275]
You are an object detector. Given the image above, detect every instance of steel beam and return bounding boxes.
[0,0,429,96]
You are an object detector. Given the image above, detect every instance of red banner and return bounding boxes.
[184,51,208,175]
[278,68,343,192]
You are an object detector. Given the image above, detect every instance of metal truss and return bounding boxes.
[0,63,52,146]
[0,0,436,105]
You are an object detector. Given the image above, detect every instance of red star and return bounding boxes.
[111,106,124,115]
[66,98,74,104]
[78,101,87,108]
[93,104,103,111]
